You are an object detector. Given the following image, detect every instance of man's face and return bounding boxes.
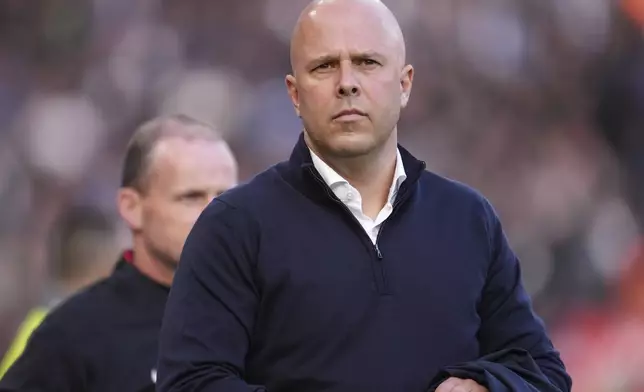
[138,137,238,267]
[286,2,413,158]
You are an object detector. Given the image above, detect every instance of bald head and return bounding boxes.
[121,114,225,192]
[290,0,406,74]
[284,0,414,160]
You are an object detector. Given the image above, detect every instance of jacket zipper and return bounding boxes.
[372,187,410,294]
[307,166,412,295]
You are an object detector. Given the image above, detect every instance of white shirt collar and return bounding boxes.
[309,148,407,205]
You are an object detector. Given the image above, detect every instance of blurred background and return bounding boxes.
[0,0,644,389]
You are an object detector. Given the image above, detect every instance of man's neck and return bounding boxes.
[130,241,174,287]
[307,133,399,218]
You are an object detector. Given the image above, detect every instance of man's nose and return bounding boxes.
[336,63,361,98]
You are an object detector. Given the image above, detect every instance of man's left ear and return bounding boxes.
[400,64,414,108]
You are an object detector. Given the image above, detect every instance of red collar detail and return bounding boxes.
[123,249,134,264]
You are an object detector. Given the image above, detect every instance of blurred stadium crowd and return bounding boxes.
[1,0,644,389]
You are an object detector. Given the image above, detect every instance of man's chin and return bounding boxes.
[327,136,378,158]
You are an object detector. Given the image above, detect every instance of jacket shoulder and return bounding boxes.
[210,163,294,217]
[35,276,118,337]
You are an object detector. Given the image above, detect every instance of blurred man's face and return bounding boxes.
[138,136,238,268]
[286,0,413,158]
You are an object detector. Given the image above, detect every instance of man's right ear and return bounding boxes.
[285,74,301,117]
[117,188,143,231]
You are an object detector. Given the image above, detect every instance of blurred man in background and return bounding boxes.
[0,114,238,391]
[0,205,116,378]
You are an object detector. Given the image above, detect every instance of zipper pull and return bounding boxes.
[375,244,383,259]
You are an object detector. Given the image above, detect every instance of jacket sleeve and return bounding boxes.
[157,199,266,392]
[427,348,562,392]
[0,316,85,392]
[474,199,572,392]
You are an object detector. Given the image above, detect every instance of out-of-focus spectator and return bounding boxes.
[553,239,644,391]
[0,205,117,378]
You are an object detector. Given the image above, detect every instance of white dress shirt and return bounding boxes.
[309,148,407,244]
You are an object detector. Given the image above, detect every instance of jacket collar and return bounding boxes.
[285,132,426,204]
[113,250,171,292]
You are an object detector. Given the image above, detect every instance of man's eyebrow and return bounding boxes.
[306,54,338,69]
[172,188,208,199]
[306,51,385,68]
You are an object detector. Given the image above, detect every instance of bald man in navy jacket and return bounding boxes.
[157,1,572,391]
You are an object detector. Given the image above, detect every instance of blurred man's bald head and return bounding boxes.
[289,0,406,74]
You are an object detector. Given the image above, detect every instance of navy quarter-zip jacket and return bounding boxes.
[157,133,571,392]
